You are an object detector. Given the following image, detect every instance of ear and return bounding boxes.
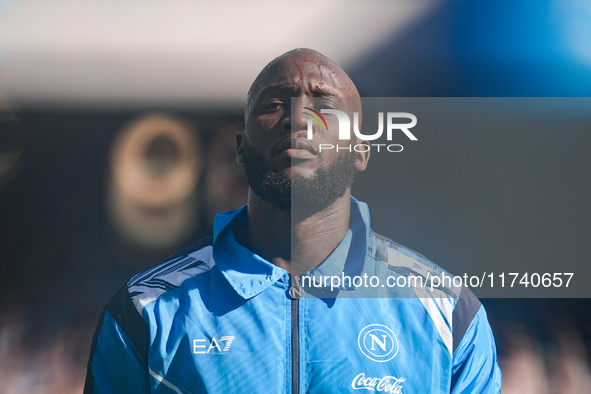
[236,131,246,165]
[354,138,370,171]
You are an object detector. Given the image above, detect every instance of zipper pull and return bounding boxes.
[289,274,303,299]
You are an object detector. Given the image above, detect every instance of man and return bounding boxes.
[85,48,501,393]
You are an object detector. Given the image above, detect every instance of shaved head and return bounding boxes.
[245,48,360,122]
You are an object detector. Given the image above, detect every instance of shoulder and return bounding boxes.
[367,230,486,352]
[126,236,216,314]
[86,236,216,376]
[367,230,462,298]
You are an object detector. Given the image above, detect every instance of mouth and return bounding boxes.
[276,138,319,157]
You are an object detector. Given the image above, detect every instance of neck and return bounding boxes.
[234,191,352,274]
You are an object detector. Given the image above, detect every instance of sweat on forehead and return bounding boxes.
[244,48,359,120]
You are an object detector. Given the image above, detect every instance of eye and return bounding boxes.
[314,97,340,111]
[261,101,284,113]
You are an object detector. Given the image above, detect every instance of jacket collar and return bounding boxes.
[212,197,370,299]
[303,198,369,290]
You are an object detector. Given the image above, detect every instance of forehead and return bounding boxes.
[252,53,356,100]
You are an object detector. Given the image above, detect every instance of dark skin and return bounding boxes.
[235,49,369,274]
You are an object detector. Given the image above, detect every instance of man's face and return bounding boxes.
[237,50,368,212]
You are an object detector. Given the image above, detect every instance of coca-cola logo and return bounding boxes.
[351,373,405,393]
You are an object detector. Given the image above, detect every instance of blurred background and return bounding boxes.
[1,0,590,392]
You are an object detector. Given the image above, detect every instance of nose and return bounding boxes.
[281,100,308,133]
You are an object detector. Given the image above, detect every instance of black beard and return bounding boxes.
[241,145,357,213]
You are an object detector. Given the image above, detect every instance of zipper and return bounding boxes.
[289,274,303,394]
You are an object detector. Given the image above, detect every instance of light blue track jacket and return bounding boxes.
[85,198,501,393]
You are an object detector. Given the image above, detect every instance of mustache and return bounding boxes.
[274,138,319,155]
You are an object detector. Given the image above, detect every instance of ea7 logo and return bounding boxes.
[193,336,235,354]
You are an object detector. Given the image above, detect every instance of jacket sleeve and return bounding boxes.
[84,286,151,393]
[450,288,502,393]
